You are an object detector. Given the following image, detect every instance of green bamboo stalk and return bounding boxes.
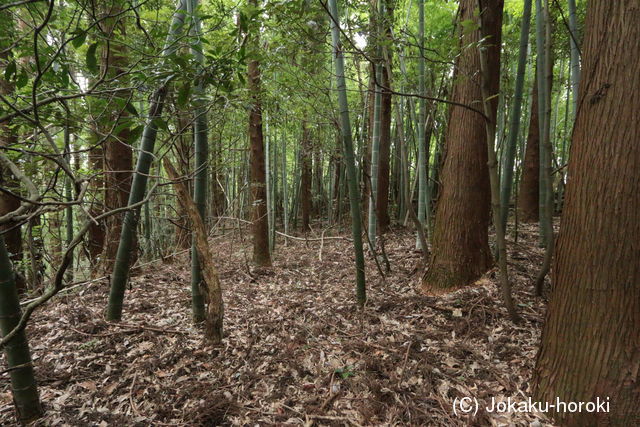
[0,235,43,423]
[188,0,207,323]
[281,125,289,239]
[534,0,550,248]
[265,115,274,252]
[367,0,385,246]
[64,111,74,280]
[416,0,428,250]
[477,0,519,322]
[328,0,366,306]
[567,0,580,117]
[499,0,531,231]
[106,0,188,321]
[535,0,555,294]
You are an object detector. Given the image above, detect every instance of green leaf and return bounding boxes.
[86,42,99,74]
[461,19,479,35]
[72,31,87,48]
[113,119,133,135]
[60,65,70,87]
[16,70,28,89]
[239,12,248,33]
[4,61,16,81]
[177,82,191,107]
[152,117,168,131]
[125,102,139,116]
[130,124,144,141]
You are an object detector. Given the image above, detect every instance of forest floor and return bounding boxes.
[1,222,554,426]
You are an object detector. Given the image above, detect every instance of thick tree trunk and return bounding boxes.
[102,131,133,270]
[300,122,312,231]
[0,76,23,292]
[421,0,503,292]
[533,2,640,424]
[517,74,540,223]
[106,0,187,321]
[376,0,393,232]
[99,2,135,273]
[377,64,392,232]
[247,1,271,266]
[86,135,106,262]
[0,236,43,423]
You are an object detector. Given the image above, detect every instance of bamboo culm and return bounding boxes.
[416,0,428,250]
[106,0,188,321]
[188,0,208,323]
[328,0,366,306]
[499,0,531,232]
[0,235,43,423]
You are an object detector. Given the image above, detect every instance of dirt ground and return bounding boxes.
[0,223,553,426]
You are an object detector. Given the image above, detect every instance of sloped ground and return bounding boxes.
[1,224,552,426]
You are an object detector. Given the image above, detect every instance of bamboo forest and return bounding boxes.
[0,0,638,425]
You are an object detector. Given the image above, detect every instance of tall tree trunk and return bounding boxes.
[376,1,393,233]
[188,0,207,322]
[517,73,540,223]
[416,0,428,249]
[0,236,43,423]
[499,0,531,231]
[534,0,555,292]
[247,0,271,266]
[328,0,366,306]
[300,121,312,232]
[534,0,554,249]
[174,111,192,249]
[0,59,24,292]
[106,0,187,321]
[86,132,105,262]
[567,0,580,118]
[477,0,519,322]
[533,2,640,424]
[422,0,503,292]
[64,118,74,281]
[367,25,382,246]
[362,64,374,218]
[100,0,134,274]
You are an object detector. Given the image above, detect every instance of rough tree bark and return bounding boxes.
[533,2,640,424]
[377,60,392,233]
[100,0,134,273]
[247,0,271,266]
[421,0,503,292]
[86,132,106,262]
[300,121,312,232]
[376,0,393,233]
[106,0,187,321]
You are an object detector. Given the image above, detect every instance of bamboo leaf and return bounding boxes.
[177,82,191,107]
[4,61,16,81]
[86,42,99,74]
[125,102,139,116]
[71,30,87,48]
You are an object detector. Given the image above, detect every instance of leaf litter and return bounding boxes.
[0,223,553,426]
